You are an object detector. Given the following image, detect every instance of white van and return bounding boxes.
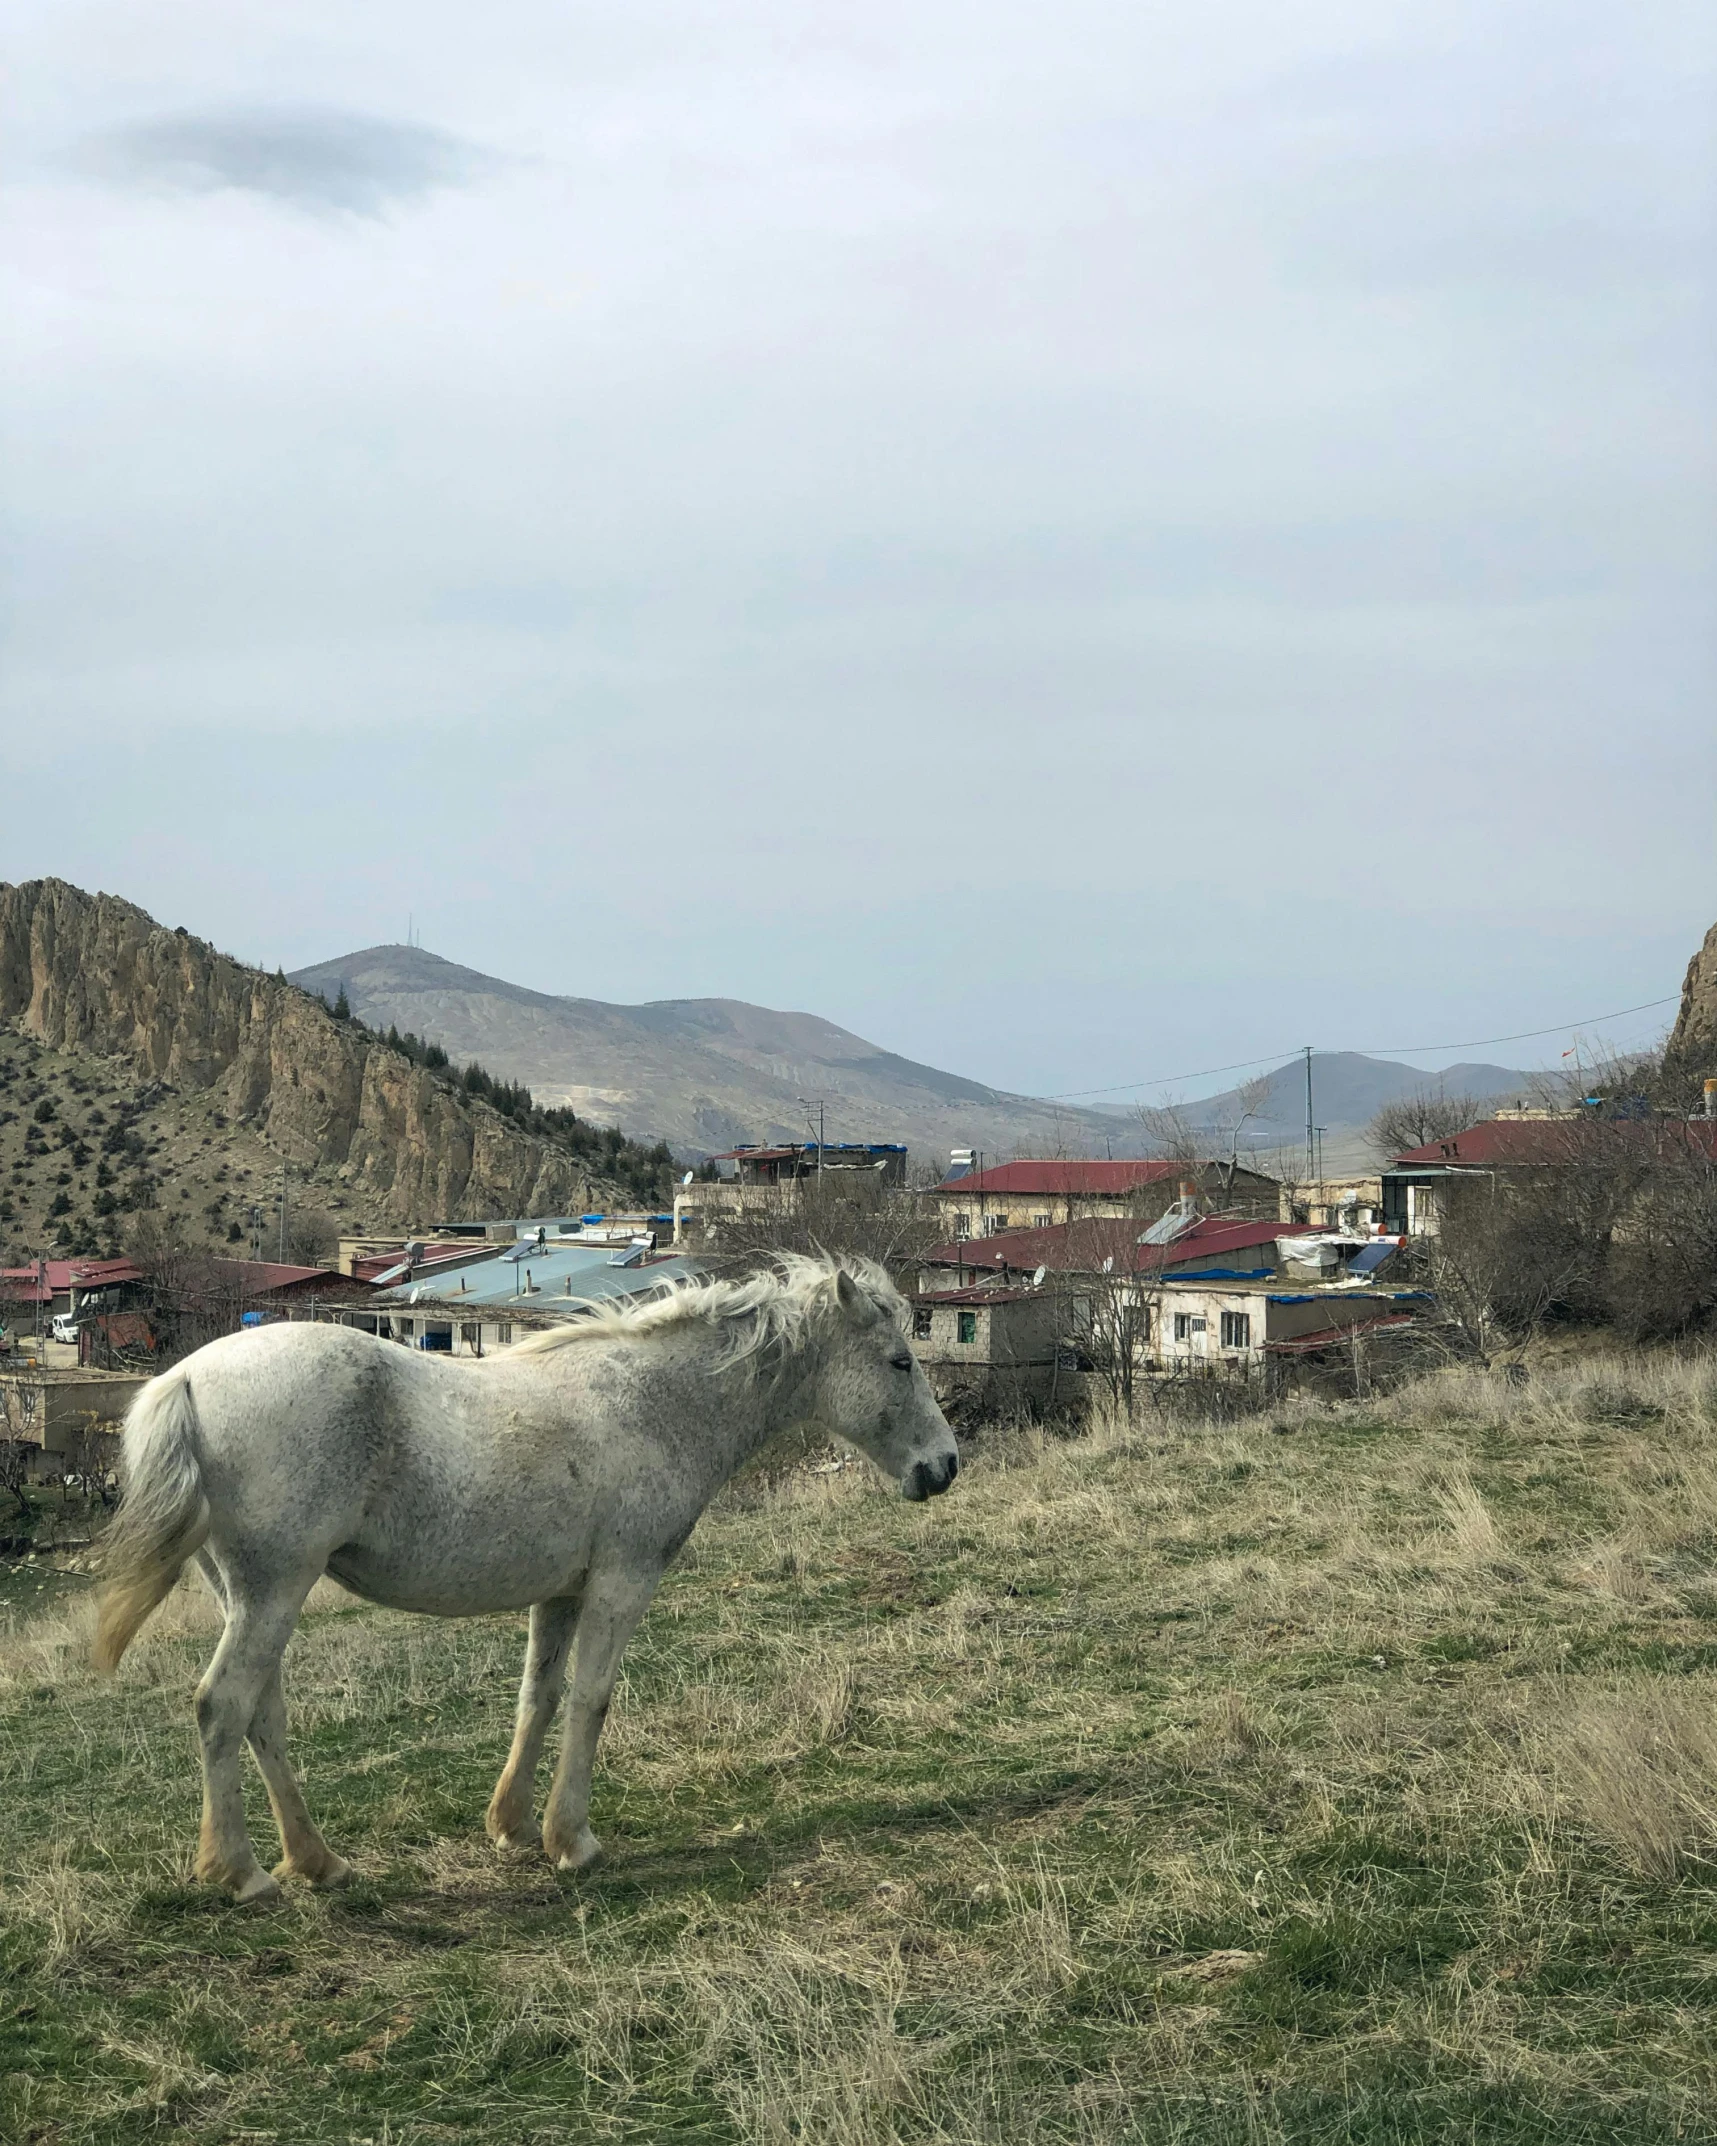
[50,1313,82,1347]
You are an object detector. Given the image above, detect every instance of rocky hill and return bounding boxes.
[0,880,662,1257]
[1667,920,1717,1078]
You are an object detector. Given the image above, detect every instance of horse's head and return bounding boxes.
[816,1268,959,1502]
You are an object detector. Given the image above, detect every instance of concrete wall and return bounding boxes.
[911,1295,1060,1368]
[1154,1285,1407,1371]
[0,1368,149,1451]
[933,1165,1278,1238]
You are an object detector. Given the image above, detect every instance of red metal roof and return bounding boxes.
[924,1216,1310,1278]
[209,1259,344,1294]
[936,1159,1193,1197]
[1,1257,142,1302]
[1390,1117,1717,1167]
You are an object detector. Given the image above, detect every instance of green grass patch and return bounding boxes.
[7,1365,1717,2140]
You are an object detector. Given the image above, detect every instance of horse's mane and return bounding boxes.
[511,1252,901,1372]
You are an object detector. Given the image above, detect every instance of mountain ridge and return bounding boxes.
[289,943,1537,1167]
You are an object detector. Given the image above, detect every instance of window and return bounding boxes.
[956,1310,978,1345]
[913,1304,933,1339]
[1032,1213,1053,1229]
[953,1212,971,1238]
[1220,1311,1252,1350]
[986,1213,1010,1234]
[395,1318,415,1340]
[1173,1313,1207,1342]
[496,1322,513,1345]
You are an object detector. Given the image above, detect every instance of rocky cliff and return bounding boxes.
[1667,920,1717,1077]
[0,879,624,1226]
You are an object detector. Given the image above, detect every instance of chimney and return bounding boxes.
[1177,1180,1196,1202]
[1704,1079,1717,1121]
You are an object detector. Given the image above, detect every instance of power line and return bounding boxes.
[1035,993,1681,1105]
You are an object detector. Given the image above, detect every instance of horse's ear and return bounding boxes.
[834,1269,879,1326]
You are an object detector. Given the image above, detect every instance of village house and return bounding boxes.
[931,1158,1279,1238]
[921,1214,1311,1291]
[1381,1114,1717,1235]
[908,1286,1063,1412]
[341,1236,697,1357]
[1153,1277,1427,1375]
[916,1199,1421,1386]
[1276,1176,1384,1229]
[0,1257,143,1330]
[675,1143,908,1242]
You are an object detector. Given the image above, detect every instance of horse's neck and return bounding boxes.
[699,1336,823,1477]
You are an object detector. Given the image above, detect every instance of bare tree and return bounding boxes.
[1135,1096,1201,1165]
[284,1204,339,1268]
[123,1212,252,1363]
[1059,1266,1157,1416]
[0,1437,31,1521]
[1365,1089,1487,1164]
[704,1169,945,1285]
[60,1413,120,1509]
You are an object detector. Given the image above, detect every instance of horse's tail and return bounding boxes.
[92,1369,211,1673]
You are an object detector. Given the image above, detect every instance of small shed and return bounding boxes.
[0,1366,149,1477]
[909,1286,1063,1413]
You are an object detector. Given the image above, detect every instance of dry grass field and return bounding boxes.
[6,1355,1717,2143]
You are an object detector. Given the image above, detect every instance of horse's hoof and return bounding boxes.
[490,1831,535,1855]
[233,1868,283,1906]
[272,1849,352,1889]
[551,1827,604,1874]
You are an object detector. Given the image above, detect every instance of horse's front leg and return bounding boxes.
[487,1595,581,1850]
[541,1570,658,1873]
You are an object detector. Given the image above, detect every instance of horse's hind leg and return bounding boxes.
[487,1596,581,1851]
[249,1663,351,1888]
[193,1573,316,1903]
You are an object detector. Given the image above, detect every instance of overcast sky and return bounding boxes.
[4,1,1713,1104]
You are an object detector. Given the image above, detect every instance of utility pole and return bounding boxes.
[1303,1047,1315,1186]
[798,1097,825,1182]
[278,1163,288,1263]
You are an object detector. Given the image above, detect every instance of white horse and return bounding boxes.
[93,1255,958,1904]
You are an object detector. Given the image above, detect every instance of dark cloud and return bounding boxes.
[77,105,487,215]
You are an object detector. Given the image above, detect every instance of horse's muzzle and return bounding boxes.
[904,1451,958,1502]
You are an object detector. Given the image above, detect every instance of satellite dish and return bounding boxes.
[1032,1265,1047,1288]
[682,1171,695,1187]
[1102,1255,1114,1273]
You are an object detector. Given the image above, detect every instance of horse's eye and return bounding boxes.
[890,1353,913,1371]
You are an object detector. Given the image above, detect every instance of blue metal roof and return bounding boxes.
[372,1244,697,1312]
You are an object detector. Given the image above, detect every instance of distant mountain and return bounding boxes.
[287,945,1130,1163]
[288,946,1544,1172]
[1157,1051,1539,1169]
